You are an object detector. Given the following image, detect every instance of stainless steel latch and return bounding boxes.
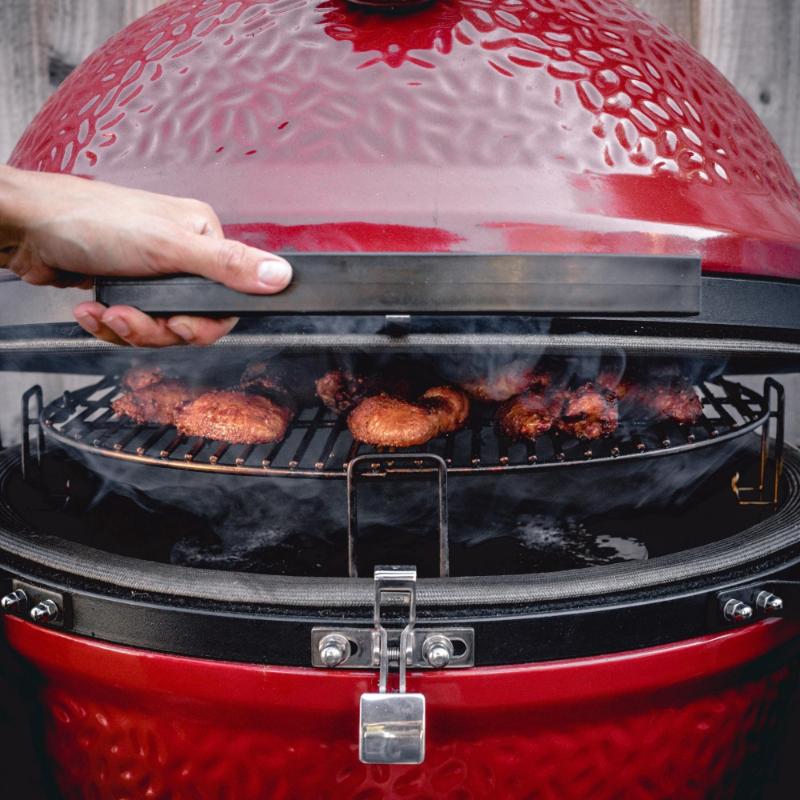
[359,566,425,764]
[311,565,475,765]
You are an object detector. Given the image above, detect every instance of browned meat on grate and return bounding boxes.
[239,360,298,410]
[347,385,469,447]
[315,370,411,414]
[120,366,170,392]
[625,379,703,425]
[113,379,203,425]
[556,383,619,440]
[460,361,553,402]
[497,390,565,441]
[420,385,470,435]
[597,370,631,400]
[175,390,293,444]
[348,395,439,447]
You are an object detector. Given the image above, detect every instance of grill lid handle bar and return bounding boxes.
[346,453,450,578]
[94,253,702,316]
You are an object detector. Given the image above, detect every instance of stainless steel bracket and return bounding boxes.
[731,377,784,507]
[1,579,66,628]
[311,626,475,669]
[311,563,474,670]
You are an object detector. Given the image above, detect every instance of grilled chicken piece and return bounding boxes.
[175,390,293,444]
[315,370,411,414]
[113,379,203,425]
[460,361,552,403]
[497,390,564,441]
[120,366,169,392]
[239,360,296,410]
[348,395,440,447]
[316,370,379,414]
[419,386,470,435]
[597,370,631,400]
[556,383,619,440]
[348,386,470,446]
[625,378,703,425]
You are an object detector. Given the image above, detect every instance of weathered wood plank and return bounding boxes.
[1,0,166,163]
[0,0,53,164]
[695,0,800,179]
[628,0,697,43]
[49,0,165,88]
[48,1,127,86]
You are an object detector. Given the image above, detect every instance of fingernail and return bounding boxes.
[105,316,130,338]
[167,319,195,342]
[75,312,99,333]
[257,258,291,288]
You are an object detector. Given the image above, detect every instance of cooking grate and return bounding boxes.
[38,376,770,480]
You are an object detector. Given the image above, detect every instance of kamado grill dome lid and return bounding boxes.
[9,0,800,279]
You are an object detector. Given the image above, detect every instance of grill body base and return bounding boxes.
[5,616,799,800]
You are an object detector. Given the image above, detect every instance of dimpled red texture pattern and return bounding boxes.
[8,0,800,276]
[5,616,800,799]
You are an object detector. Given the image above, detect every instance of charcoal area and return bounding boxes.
[5,449,772,579]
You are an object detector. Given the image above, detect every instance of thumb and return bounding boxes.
[171,232,292,294]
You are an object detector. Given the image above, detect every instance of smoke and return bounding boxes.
[27,345,748,578]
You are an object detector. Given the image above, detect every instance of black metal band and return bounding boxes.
[95,253,702,316]
[1,548,799,667]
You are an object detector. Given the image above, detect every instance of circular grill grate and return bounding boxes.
[38,376,770,480]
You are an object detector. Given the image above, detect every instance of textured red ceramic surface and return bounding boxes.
[8,0,800,278]
[5,616,800,799]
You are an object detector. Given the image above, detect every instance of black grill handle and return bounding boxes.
[94,253,701,316]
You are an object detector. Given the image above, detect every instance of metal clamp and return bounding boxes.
[346,453,449,578]
[732,377,784,507]
[359,566,425,764]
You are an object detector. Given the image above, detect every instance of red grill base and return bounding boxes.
[5,616,799,799]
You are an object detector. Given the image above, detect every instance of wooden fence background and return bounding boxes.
[0,1,799,444]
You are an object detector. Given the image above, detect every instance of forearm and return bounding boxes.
[0,163,290,346]
[0,165,38,267]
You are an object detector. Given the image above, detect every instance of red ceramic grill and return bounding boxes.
[1,0,800,797]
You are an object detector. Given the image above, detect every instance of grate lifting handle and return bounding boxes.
[21,385,44,482]
[731,377,784,508]
[346,453,449,578]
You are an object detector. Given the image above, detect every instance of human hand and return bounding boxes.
[0,166,291,346]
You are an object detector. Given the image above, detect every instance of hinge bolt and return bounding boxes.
[722,598,754,624]
[318,633,351,668]
[422,634,454,669]
[755,591,784,614]
[1,589,28,613]
[30,599,59,624]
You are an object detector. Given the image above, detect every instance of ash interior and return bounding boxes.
[4,433,773,580]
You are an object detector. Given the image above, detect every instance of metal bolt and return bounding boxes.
[0,589,28,613]
[318,633,351,668]
[29,599,59,624]
[422,634,454,669]
[722,598,754,624]
[755,591,784,614]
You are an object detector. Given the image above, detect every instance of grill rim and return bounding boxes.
[1,440,799,610]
